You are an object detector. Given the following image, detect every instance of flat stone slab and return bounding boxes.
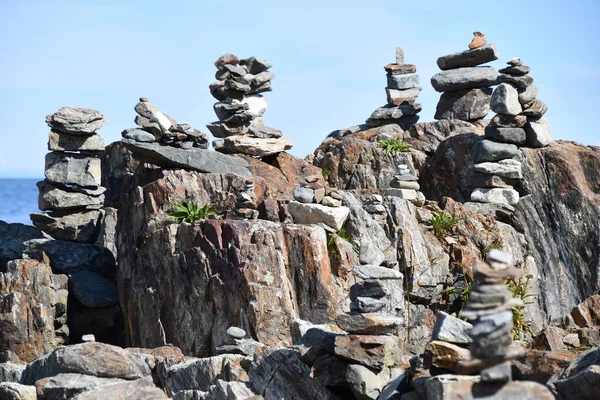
[69,270,119,308]
[437,44,499,70]
[484,126,526,145]
[46,107,106,135]
[471,188,520,206]
[353,265,403,280]
[470,140,518,163]
[49,130,105,151]
[287,200,350,231]
[472,159,522,179]
[431,67,498,92]
[335,313,402,335]
[431,311,473,344]
[434,87,492,121]
[121,139,251,177]
[213,135,294,157]
[386,73,421,90]
[37,181,105,211]
[45,153,102,187]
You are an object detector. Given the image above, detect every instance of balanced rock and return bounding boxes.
[69,270,119,308]
[431,67,498,92]
[287,200,350,231]
[518,85,538,104]
[490,83,522,116]
[490,114,527,128]
[470,140,518,163]
[335,313,402,335]
[45,153,102,187]
[468,31,487,50]
[30,210,102,243]
[434,87,492,121]
[472,159,522,179]
[46,107,106,134]
[525,118,553,147]
[334,335,403,371]
[386,73,421,90]
[37,181,105,211]
[48,131,105,151]
[484,126,526,145]
[437,44,498,70]
[471,188,520,206]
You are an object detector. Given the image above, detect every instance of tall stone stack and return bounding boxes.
[494,58,553,148]
[30,108,107,243]
[366,47,422,129]
[207,54,293,157]
[456,250,526,382]
[432,33,499,122]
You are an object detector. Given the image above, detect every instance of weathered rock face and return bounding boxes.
[0,259,68,363]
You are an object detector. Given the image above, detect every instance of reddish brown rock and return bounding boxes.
[424,341,471,372]
[468,32,487,50]
[534,327,567,352]
[571,294,600,328]
[334,334,404,370]
[512,350,577,383]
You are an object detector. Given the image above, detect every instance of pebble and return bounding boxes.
[227,326,247,339]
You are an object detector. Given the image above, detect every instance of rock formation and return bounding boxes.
[30,107,107,243]
[432,34,499,122]
[207,54,293,156]
[366,47,422,129]
[384,164,426,206]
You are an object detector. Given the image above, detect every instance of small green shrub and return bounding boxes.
[168,201,215,223]
[327,227,353,255]
[321,169,331,179]
[428,207,464,239]
[377,138,412,154]
[506,275,535,341]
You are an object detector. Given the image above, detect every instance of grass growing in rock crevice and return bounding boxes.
[377,138,412,154]
[168,201,216,223]
[507,274,535,341]
[427,207,464,239]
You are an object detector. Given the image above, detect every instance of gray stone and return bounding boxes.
[369,104,421,121]
[396,47,404,65]
[207,380,256,400]
[321,196,342,207]
[133,116,162,138]
[484,126,526,145]
[383,188,417,200]
[386,73,421,90]
[21,343,151,384]
[0,364,24,383]
[350,280,387,300]
[345,363,386,400]
[213,135,294,157]
[82,334,96,342]
[490,83,522,115]
[351,297,387,313]
[213,101,248,120]
[223,63,247,77]
[427,376,554,399]
[226,327,246,339]
[37,181,104,211]
[38,373,125,399]
[72,377,167,399]
[434,87,492,121]
[46,107,106,135]
[518,85,538,104]
[69,271,118,308]
[524,118,553,148]
[385,88,421,106]
[472,159,522,179]
[394,174,418,182]
[215,338,263,356]
[246,124,282,139]
[134,102,174,132]
[239,57,272,74]
[462,202,515,219]
[498,65,531,75]
[497,74,534,89]
[293,187,315,203]
[490,114,527,128]
[437,44,499,70]
[471,188,520,205]
[359,240,385,266]
[0,382,35,400]
[45,153,102,187]
[48,131,105,152]
[334,334,403,369]
[353,265,403,280]
[563,333,581,347]
[431,311,473,344]
[522,99,548,118]
[467,172,519,189]
[122,128,156,143]
[488,249,512,264]
[252,71,275,86]
[431,67,498,92]
[121,139,251,177]
[214,54,239,69]
[470,140,518,163]
[390,180,420,190]
[30,210,102,243]
[206,121,249,138]
[287,201,350,231]
[550,346,600,400]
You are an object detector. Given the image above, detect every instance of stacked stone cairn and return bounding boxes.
[366,47,422,129]
[207,54,293,157]
[456,249,526,380]
[121,97,209,149]
[384,164,426,206]
[235,179,260,220]
[493,57,553,148]
[30,108,108,243]
[432,32,499,122]
[287,185,350,232]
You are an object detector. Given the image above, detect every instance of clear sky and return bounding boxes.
[0,0,598,178]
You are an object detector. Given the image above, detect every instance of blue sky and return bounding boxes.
[0,0,598,177]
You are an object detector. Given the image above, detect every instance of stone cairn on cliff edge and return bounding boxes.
[287,185,350,232]
[207,54,293,157]
[235,178,260,220]
[456,249,526,379]
[121,97,209,149]
[30,107,107,243]
[384,164,426,207]
[432,32,499,123]
[365,47,422,129]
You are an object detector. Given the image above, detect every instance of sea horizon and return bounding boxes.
[0,178,41,225]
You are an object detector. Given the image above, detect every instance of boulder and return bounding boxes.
[69,271,119,308]
[213,135,294,157]
[434,88,492,121]
[36,373,126,399]
[0,222,45,267]
[335,313,403,335]
[549,346,600,400]
[490,83,522,115]
[437,44,499,70]
[21,342,151,384]
[0,382,36,400]
[334,335,403,370]
[30,210,102,243]
[121,139,251,177]
[431,311,473,344]
[484,126,526,145]
[71,377,167,399]
[470,140,518,163]
[471,188,520,205]
[37,181,105,211]
[48,131,105,151]
[524,118,553,147]
[518,84,538,104]
[287,201,350,231]
[46,107,106,135]
[431,67,498,92]
[44,153,102,187]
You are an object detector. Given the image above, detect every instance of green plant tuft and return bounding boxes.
[377,138,412,154]
[321,169,331,179]
[168,201,216,223]
[482,238,503,258]
[327,227,353,255]
[428,207,464,239]
[506,275,535,341]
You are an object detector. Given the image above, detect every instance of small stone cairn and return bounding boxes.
[383,164,426,206]
[207,54,293,157]
[31,108,107,243]
[432,32,499,122]
[235,179,259,220]
[366,47,422,129]
[121,97,209,149]
[287,185,349,232]
[456,249,526,379]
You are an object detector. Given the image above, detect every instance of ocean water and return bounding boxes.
[0,178,40,225]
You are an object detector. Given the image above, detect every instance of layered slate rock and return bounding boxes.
[366,47,422,129]
[208,54,293,156]
[433,35,498,123]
